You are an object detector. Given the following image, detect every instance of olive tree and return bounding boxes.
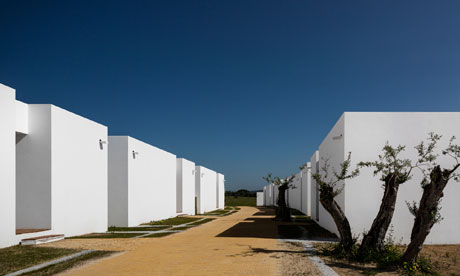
[402,134,460,263]
[312,153,359,250]
[263,173,295,222]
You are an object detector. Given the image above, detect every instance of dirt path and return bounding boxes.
[46,207,287,276]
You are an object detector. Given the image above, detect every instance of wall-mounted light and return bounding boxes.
[99,139,108,150]
[332,134,343,140]
[192,170,195,175]
[132,150,139,159]
[201,173,204,178]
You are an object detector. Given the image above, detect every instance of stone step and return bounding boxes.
[21,234,64,245]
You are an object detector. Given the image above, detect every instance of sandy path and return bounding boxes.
[46,207,282,276]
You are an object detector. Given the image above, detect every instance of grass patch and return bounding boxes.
[203,210,228,216]
[225,196,256,206]
[67,233,144,239]
[142,232,174,238]
[188,218,215,226]
[0,245,79,275]
[171,226,192,231]
[289,208,306,216]
[147,216,201,226]
[22,250,112,276]
[221,210,238,216]
[107,226,170,232]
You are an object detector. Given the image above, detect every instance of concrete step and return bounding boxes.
[21,234,64,245]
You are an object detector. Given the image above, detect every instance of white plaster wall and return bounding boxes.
[300,163,312,216]
[310,151,319,221]
[129,137,176,225]
[256,192,264,206]
[195,166,217,214]
[317,114,346,237]
[343,112,460,244]
[108,137,129,226]
[288,172,302,212]
[16,105,52,230]
[51,106,108,236]
[0,84,17,248]
[176,158,196,215]
[15,100,28,134]
[217,173,225,209]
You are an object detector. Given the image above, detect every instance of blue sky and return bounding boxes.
[1,1,460,191]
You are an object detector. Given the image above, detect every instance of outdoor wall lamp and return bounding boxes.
[132,150,139,159]
[99,139,108,150]
[192,169,195,175]
[332,134,343,140]
[201,173,205,177]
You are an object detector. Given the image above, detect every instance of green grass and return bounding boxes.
[22,251,112,276]
[225,196,256,206]
[0,245,79,275]
[171,226,192,231]
[203,210,229,216]
[147,216,201,226]
[67,233,144,239]
[107,226,170,232]
[142,232,174,238]
[221,210,238,216]
[188,218,215,226]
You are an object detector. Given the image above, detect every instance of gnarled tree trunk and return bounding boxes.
[402,165,455,263]
[320,189,354,250]
[359,174,400,254]
[276,185,291,222]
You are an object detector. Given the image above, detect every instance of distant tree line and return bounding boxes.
[225,189,261,197]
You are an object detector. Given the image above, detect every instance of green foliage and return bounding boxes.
[312,152,359,198]
[262,173,295,189]
[358,143,412,184]
[225,196,256,206]
[402,256,440,276]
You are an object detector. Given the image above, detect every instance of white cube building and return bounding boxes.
[176,158,196,215]
[256,192,264,206]
[1,84,108,248]
[312,112,460,244]
[108,136,177,227]
[216,173,225,209]
[195,166,217,214]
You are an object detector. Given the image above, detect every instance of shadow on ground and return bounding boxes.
[216,207,338,242]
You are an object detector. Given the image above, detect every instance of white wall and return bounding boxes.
[51,106,108,236]
[343,112,460,244]
[216,173,225,209]
[16,104,108,237]
[316,114,346,237]
[195,166,217,214]
[288,172,302,212]
[176,158,196,215]
[301,162,312,216]
[310,152,319,221]
[108,137,129,227]
[109,136,177,226]
[256,192,264,206]
[15,100,28,135]
[0,84,17,248]
[16,105,52,230]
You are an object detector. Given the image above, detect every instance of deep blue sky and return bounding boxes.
[2,1,460,191]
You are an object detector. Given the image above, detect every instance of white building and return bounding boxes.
[108,136,177,227]
[1,84,108,248]
[216,173,225,209]
[195,166,218,214]
[312,112,460,244]
[256,192,264,206]
[176,158,196,215]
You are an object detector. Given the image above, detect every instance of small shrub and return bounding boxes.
[402,256,440,276]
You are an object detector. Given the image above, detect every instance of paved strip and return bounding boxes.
[4,249,94,276]
[52,207,280,276]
